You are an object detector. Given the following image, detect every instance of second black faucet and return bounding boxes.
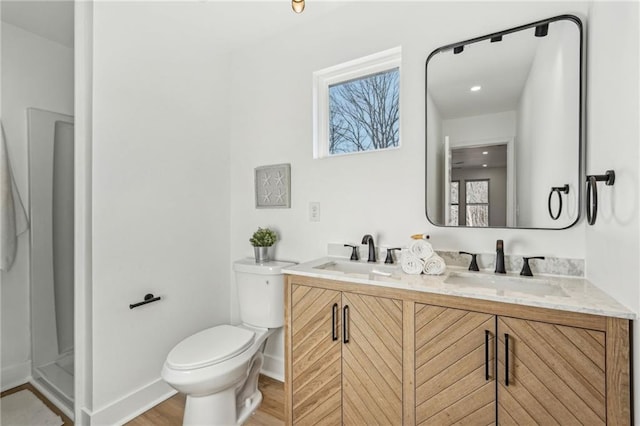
[362,234,376,262]
[495,239,506,274]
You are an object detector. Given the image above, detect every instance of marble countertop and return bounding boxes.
[282,257,636,320]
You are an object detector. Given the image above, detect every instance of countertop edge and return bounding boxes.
[282,258,636,321]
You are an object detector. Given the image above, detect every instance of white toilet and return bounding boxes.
[161,258,295,426]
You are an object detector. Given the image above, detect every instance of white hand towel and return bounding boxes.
[409,239,434,260]
[401,250,425,275]
[1,123,17,271]
[423,254,446,275]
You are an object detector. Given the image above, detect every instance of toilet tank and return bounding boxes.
[233,259,296,328]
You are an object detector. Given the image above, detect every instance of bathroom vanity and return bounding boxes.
[282,260,633,425]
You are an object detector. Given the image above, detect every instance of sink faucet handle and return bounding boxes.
[520,256,546,277]
[459,251,480,272]
[384,248,402,264]
[344,244,360,261]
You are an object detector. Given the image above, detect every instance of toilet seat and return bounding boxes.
[166,325,255,370]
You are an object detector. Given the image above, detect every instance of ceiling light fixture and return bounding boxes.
[482,151,488,155]
[470,85,482,92]
[482,164,488,168]
[292,0,305,13]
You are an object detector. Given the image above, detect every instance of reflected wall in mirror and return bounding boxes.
[426,15,583,229]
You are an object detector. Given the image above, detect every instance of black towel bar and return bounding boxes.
[130,293,161,309]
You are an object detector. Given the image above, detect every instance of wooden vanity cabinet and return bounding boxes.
[288,283,403,425]
[414,305,607,425]
[497,317,606,425]
[285,275,631,426]
[415,305,496,425]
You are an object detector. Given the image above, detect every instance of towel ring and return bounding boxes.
[548,184,569,220]
[586,170,615,226]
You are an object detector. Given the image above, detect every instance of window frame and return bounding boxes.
[465,179,490,227]
[449,180,460,226]
[313,46,402,159]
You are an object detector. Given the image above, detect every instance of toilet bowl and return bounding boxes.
[161,259,295,426]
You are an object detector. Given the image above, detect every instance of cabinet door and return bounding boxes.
[291,285,342,425]
[415,304,495,425]
[497,317,606,425]
[342,292,403,425]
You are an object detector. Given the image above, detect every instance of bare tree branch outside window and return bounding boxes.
[329,68,400,155]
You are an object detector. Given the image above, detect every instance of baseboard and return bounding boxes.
[1,360,31,392]
[261,353,284,382]
[86,378,176,425]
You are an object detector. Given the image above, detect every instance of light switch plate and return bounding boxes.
[309,202,320,222]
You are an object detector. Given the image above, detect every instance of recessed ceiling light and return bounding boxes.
[482,164,488,167]
[470,85,482,92]
[482,151,488,155]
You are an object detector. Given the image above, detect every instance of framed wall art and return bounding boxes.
[255,163,291,208]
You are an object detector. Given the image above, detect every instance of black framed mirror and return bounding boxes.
[425,15,583,229]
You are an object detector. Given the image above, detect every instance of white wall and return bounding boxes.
[584,1,640,417]
[89,2,231,417]
[425,92,442,223]
[228,1,590,377]
[0,22,74,390]
[517,20,580,228]
[442,110,516,145]
[75,1,638,420]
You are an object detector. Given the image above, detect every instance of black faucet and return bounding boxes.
[361,234,376,263]
[495,240,506,274]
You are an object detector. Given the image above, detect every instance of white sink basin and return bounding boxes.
[313,260,398,277]
[444,271,568,297]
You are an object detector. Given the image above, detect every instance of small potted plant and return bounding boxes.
[250,227,278,263]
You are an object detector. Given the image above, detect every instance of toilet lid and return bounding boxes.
[166,325,256,370]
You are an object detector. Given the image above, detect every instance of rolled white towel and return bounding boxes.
[401,250,425,275]
[423,254,446,275]
[409,239,434,260]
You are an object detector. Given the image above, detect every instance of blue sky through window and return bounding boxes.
[328,68,400,155]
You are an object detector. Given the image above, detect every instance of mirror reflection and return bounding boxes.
[426,16,582,229]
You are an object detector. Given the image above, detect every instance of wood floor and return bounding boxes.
[0,382,74,426]
[126,375,285,426]
[1,375,283,426]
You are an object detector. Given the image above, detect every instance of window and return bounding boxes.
[466,180,489,227]
[313,47,401,158]
[449,181,459,226]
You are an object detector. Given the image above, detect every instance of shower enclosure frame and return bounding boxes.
[27,107,75,419]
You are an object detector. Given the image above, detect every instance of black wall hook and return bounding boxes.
[130,293,161,309]
[548,184,569,220]
[586,170,615,225]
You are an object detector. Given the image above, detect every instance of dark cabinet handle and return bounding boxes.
[343,305,349,344]
[485,330,490,381]
[332,303,338,341]
[504,333,510,386]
